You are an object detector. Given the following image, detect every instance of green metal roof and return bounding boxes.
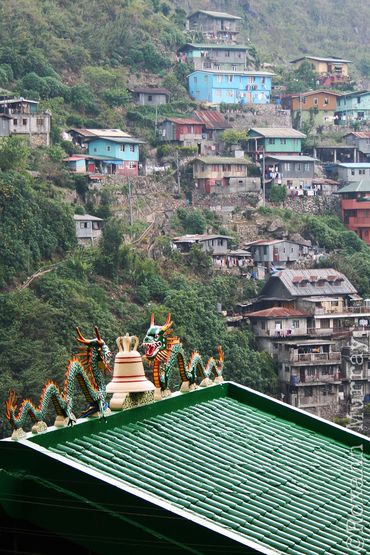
[336,180,370,194]
[1,382,369,554]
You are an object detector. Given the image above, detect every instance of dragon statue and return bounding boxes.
[142,313,224,399]
[5,327,112,440]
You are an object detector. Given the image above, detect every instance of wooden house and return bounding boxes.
[345,131,370,161]
[264,155,316,193]
[335,90,370,125]
[247,128,306,156]
[74,214,103,246]
[282,90,342,127]
[177,43,251,71]
[290,56,352,86]
[158,117,203,147]
[129,87,170,106]
[186,10,242,42]
[193,156,250,193]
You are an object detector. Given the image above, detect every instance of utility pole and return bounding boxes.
[176,149,181,195]
[261,148,266,206]
[128,179,133,227]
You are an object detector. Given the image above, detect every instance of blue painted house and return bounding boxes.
[87,136,145,176]
[188,70,274,105]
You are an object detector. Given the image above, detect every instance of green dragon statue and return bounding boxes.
[142,313,224,399]
[5,327,112,440]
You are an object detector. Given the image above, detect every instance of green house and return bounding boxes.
[247,128,306,155]
[335,90,370,125]
[1,382,369,554]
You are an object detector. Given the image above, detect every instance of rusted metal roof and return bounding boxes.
[247,307,308,318]
[160,117,202,125]
[193,110,231,130]
[344,131,370,139]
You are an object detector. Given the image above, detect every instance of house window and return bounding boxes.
[280,138,287,144]
[261,321,266,330]
[358,97,362,104]
[296,163,302,171]
[130,145,135,152]
[268,138,275,144]
[263,246,268,255]
[148,95,153,101]
[107,146,111,151]
[36,118,44,126]
[120,144,125,151]
[80,222,89,228]
[324,97,329,105]
[92,222,100,230]
[359,169,366,175]
[313,97,318,105]
[227,75,233,82]
[128,161,136,168]
[215,89,222,97]
[304,387,313,397]
[249,76,255,84]
[285,162,291,171]
[216,75,222,83]
[351,170,355,175]
[13,119,17,125]
[293,320,300,328]
[22,119,27,126]
[226,51,230,57]
[304,163,310,171]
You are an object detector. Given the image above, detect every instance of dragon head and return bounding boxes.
[142,313,173,359]
[76,326,112,374]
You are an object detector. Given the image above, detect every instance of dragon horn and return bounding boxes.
[76,327,91,345]
[162,313,173,332]
[150,313,155,326]
[94,326,103,344]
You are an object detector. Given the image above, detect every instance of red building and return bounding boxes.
[158,117,203,147]
[337,180,370,243]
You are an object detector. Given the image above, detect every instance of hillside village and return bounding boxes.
[1,4,370,554]
[2,8,370,436]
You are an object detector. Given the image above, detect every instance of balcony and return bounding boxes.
[291,352,341,363]
[291,372,342,385]
[342,199,370,210]
[348,216,370,228]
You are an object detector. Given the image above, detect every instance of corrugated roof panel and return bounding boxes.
[48,391,370,555]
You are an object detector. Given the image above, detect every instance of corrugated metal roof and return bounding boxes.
[338,90,370,99]
[189,70,274,77]
[179,43,249,51]
[173,234,233,242]
[189,10,242,20]
[130,87,170,95]
[266,268,357,297]
[336,180,370,194]
[73,214,103,221]
[195,156,250,165]
[265,155,316,162]
[68,128,132,138]
[289,89,343,98]
[161,117,202,125]
[193,109,231,129]
[89,136,145,144]
[249,127,306,139]
[344,131,370,139]
[290,56,352,64]
[336,162,370,168]
[247,307,308,318]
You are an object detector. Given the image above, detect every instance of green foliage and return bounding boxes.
[0,136,29,172]
[186,245,213,276]
[269,185,287,204]
[175,207,207,234]
[221,129,248,146]
[0,171,76,287]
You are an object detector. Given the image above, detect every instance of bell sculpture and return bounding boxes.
[106,334,155,410]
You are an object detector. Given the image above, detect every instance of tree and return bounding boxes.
[221,129,248,148]
[0,136,29,171]
[269,185,287,204]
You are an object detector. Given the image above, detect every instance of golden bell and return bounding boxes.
[107,334,155,410]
